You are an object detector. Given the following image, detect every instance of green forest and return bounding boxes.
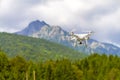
[0,32,120,80]
[0,50,120,80]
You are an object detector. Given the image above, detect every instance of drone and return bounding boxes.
[70,31,94,47]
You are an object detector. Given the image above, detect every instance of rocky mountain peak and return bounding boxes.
[15,20,49,36]
[27,20,48,30]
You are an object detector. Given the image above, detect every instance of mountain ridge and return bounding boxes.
[15,20,120,55]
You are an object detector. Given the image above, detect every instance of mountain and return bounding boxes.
[15,20,120,55]
[88,39,120,55]
[16,20,49,36]
[0,32,86,62]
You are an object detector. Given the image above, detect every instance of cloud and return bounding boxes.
[0,0,120,46]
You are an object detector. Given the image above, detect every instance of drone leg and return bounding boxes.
[85,39,88,47]
[74,38,78,47]
[73,43,76,47]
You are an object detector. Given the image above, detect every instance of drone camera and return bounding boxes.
[79,42,82,44]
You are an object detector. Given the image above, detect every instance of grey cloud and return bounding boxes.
[0,0,120,46]
[0,0,44,31]
[83,2,120,22]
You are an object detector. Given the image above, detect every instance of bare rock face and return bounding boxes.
[32,26,70,43]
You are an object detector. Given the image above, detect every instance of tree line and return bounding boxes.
[0,50,120,80]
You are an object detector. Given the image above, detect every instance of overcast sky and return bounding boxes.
[0,0,120,47]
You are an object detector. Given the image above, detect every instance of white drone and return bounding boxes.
[70,31,94,47]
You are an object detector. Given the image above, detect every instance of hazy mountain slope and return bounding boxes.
[0,32,86,62]
[15,20,120,55]
[88,39,120,55]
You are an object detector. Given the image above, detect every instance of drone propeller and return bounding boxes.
[82,31,93,33]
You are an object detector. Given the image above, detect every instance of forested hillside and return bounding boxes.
[0,32,86,61]
[0,50,120,80]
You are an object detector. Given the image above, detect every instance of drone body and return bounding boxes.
[70,31,94,47]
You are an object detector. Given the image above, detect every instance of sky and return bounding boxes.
[0,0,120,47]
